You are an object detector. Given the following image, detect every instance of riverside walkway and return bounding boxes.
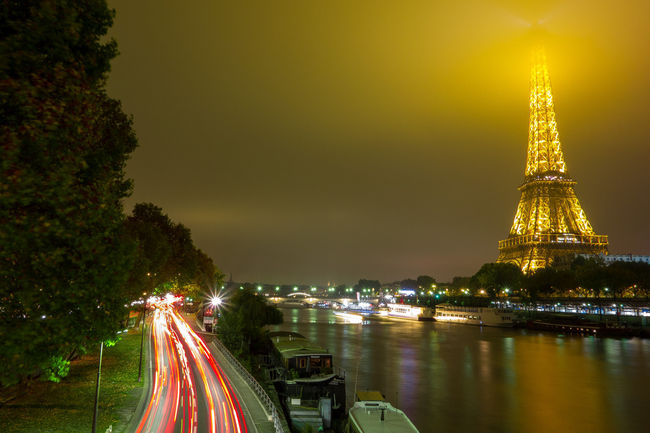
[188,315,288,433]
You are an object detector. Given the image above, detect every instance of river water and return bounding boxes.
[269,307,650,433]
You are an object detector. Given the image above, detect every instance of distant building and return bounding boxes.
[552,253,650,270]
[586,254,650,265]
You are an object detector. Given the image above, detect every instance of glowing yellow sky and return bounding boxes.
[107,0,650,284]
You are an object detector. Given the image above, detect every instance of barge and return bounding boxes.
[268,331,346,431]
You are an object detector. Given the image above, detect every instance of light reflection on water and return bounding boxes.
[269,308,650,433]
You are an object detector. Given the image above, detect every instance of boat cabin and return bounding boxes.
[269,331,333,377]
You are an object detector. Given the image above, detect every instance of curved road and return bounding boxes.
[134,304,247,433]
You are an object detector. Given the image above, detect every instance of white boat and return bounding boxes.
[434,303,514,327]
[347,391,419,433]
[382,304,434,321]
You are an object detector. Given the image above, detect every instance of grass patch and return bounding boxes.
[0,328,146,433]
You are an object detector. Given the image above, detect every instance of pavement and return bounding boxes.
[187,315,278,433]
[120,320,153,433]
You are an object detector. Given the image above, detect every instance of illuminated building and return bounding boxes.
[579,253,650,265]
[497,49,608,273]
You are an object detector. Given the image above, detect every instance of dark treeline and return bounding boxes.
[0,1,221,390]
[125,203,222,301]
[468,257,650,303]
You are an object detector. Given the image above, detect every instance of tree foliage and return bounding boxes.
[416,275,436,289]
[217,288,283,359]
[399,279,418,290]
[0,0,118,85]
[470,263,523,299]
[355,279,381,290]
[0,1,136,386]
[469,257,650,300]
[124,203,223,299]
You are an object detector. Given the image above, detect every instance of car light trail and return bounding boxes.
[134,300,247,433]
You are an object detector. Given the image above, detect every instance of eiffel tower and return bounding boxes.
[497,49,608,273]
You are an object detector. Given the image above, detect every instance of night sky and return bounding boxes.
[106,0,650,285]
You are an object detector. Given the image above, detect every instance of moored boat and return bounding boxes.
[268,331,346,431]
[435,303,514,327]
[382,303,434,321]
[346,391,419,433]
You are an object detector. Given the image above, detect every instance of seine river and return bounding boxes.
[269,307,650,433]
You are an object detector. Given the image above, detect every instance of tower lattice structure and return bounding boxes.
[497,49,608,273]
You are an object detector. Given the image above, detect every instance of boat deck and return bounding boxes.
[349,402,419,433]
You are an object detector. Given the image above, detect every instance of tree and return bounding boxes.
[0,1,136,386]
[217,288,283,361]
[572,257,607,298]
[605,261,637,300]
[470,263,523,299]
[416,275,436,290]
[355,279,381,291]
[522,267,557,307]
[123,203,174,297]
[124,203,222,299]
[399,279,418,290]
[0,0,118,86]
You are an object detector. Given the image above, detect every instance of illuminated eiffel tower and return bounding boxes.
[497,49,608,273]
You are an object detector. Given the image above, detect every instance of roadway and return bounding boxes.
[133,302,248,433]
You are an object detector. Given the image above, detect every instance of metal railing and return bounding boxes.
[211,338,287,433]
[499,233,608,249]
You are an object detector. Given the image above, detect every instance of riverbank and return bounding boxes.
[0,328,145,433]
[514,311,650,337]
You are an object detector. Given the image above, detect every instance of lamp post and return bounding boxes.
[208,296,222,333]
[91,341,104,433]
[138,299,147,382]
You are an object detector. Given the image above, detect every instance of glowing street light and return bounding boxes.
[210,296,223,307]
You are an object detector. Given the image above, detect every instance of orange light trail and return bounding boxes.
[134,300,248,433]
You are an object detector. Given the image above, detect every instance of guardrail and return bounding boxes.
[498,233,608,249]
[211,337,287,433]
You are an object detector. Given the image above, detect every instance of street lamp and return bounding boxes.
[137,298,147,382]
[91,341,104,433]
